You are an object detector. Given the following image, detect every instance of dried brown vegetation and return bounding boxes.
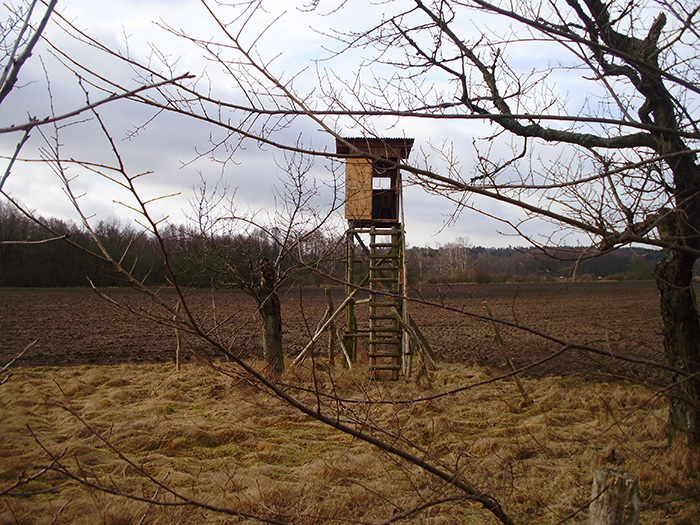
[1,361,698,524]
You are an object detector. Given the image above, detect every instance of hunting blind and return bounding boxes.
[339,138,412,225]
[335,137,433,379]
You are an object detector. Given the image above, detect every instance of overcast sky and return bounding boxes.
[1,0,596,248]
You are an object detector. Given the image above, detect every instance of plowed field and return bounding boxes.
[1,281,663,380]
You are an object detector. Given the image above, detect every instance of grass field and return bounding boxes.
[1,283,698,523]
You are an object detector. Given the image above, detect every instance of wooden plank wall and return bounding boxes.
[345,157,373,220]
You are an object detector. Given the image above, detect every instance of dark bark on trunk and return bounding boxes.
[258,258,284,373]
[655,241,700,445]
[654,136,700,446]
[260,290,284,374]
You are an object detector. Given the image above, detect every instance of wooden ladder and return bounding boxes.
[368,226,403,379]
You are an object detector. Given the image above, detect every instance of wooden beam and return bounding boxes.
[291,289,358,368]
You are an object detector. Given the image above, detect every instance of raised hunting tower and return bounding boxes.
[337,137,414,379]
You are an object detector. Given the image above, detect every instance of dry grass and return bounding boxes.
[1,360,698,524]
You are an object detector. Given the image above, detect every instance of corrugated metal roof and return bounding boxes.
[335,137,414,157]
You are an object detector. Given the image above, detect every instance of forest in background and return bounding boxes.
[0,202,663,288]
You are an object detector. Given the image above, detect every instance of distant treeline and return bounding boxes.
[1,203,663,287]
[0,202,344,288]
[406,241,663,284]
[1,203,170,287]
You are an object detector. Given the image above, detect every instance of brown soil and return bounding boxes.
[1,281,663,381]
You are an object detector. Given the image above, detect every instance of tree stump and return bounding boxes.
[589,469,640,525]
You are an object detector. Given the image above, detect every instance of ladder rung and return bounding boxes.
[369,315,397,320]
[343,332,369,338]
[370,231,401,237]
[370,364,401,371]
[370,339,402,345]
[370,277,398,282]
[367,302,401,307]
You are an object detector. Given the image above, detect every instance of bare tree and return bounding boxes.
[0,0,188,233]
[1,0,57,191]
[185,151,343,373]
[438,237,474,276]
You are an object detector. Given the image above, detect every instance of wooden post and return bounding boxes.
[345,229,357,362]
[291,289,358,367]
[174,301,182,371]
[325,288,336,366]
[335,325,353,369]
[483,301,532,407]
[589,469,640,525]
[391,307,436,371]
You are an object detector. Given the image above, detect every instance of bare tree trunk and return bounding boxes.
[655,244,700,445]
[260,291,284,374]
[259,258,284,373]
